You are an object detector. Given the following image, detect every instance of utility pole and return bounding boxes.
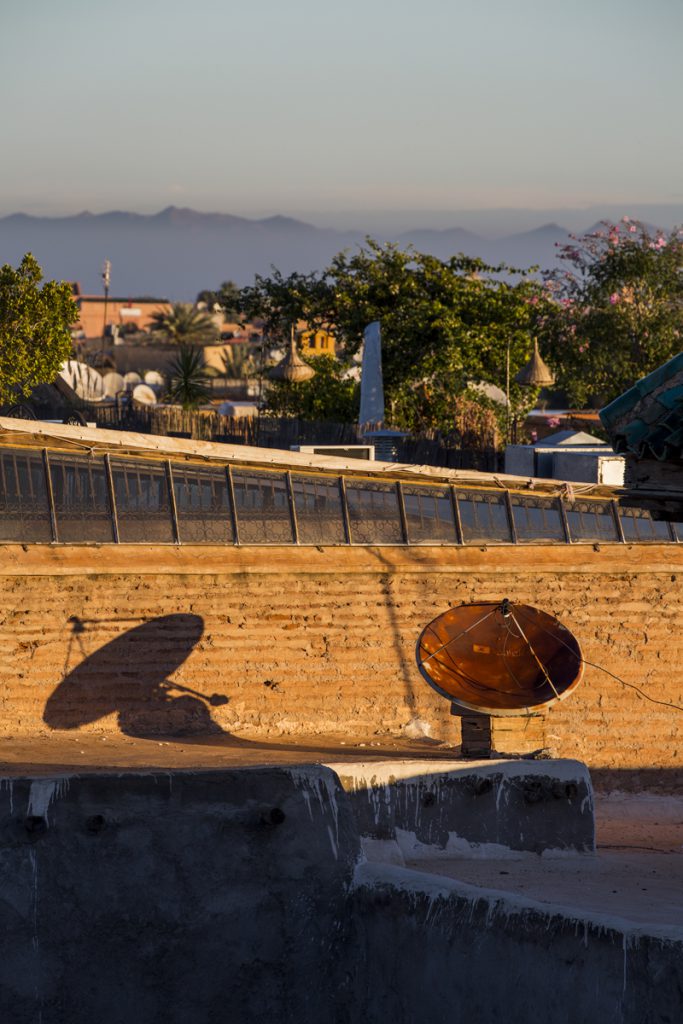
[101,259,111,359]
[505,338,511,443]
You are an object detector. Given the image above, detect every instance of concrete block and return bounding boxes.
[328,758,594,860]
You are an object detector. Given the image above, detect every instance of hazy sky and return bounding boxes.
[2,0,682,221]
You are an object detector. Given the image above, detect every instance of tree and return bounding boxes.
[263,355,359,420]
[166,345,212,409]
[196,281,241,320]
[0,253,77,404]
[541,219,683,407]
[149,302,218,344]
[241,241,552,435]
[219,343,257,381]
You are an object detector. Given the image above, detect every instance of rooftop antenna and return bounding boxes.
[101,259,111,358]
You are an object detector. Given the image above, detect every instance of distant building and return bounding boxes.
[298,326,336,358]
[505,430,625,486]
[71,283,170,339]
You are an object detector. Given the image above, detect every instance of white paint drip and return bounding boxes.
[27,778,70,827]
[395,827,523,862]
[287,767,342,859]
[326,825,338,860]
[0,779,14,814]
[353,862,683,944]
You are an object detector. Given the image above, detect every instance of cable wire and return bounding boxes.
[514,605,683,714]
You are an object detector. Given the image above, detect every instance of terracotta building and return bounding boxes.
[71,283,170,338]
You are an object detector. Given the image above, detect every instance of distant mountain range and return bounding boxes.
[0,205,643,300]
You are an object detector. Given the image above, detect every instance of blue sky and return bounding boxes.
[2,0,682,221]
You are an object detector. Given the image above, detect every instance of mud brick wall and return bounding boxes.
[1,544,682,777]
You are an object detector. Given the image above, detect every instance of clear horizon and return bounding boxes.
[1,0,681,221]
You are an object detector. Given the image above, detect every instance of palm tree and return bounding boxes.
[219,343,257,381]
[149,303,218,344]
[166,345,212,409]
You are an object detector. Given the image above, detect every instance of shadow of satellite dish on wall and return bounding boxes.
[45,613,229,738]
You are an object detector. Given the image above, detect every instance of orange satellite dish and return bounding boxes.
[416,600,583,717]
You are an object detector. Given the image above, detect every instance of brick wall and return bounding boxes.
[2,544,682,778]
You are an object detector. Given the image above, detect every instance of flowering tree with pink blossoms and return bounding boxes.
[540,219,683,407]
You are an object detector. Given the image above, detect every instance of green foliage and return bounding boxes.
[0,253,76,404]
[241,241,551,435]
[219,343,257,380]
[240,270,327,344]
[149,302,218,344]
[166,345,212,409]
[541,220,683,407]
[196,281,241,320]
[263,355,359,421]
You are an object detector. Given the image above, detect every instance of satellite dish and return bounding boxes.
[132,384,158,406]
[144,370,165,387]
[416,600,583,716]
[58,360,106,402]
[123,372,142,391]
[469,380,508,407]
[102,371,125,397]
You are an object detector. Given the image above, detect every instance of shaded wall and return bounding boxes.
[2,544,683,780]
[1,767,680,1024]
[0,768,358,1024]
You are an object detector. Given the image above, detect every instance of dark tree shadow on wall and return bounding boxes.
[44,614,229,738]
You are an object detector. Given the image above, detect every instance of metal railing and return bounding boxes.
[0,446,680,547]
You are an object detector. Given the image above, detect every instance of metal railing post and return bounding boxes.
[42,449,58,543]
[166,461,180,544]
[450,486,464,545]
[226,466,240,545]
[611,500,626,543]
[396,482,409,544]
[339,477,351,544]
[504,491,518,544]
[104,454,119,543]
[286,472,299,544]
[558,496,572,544]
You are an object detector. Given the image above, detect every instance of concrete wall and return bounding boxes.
[353,863,683,1024]
[2,544,683,783]
[1,766,679,1024]
[331,759,595,858]
[0,767,359,1024]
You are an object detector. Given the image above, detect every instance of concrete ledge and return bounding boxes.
[353,862,683,1024]
[1,542,682,576]
[328,758,595,859]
